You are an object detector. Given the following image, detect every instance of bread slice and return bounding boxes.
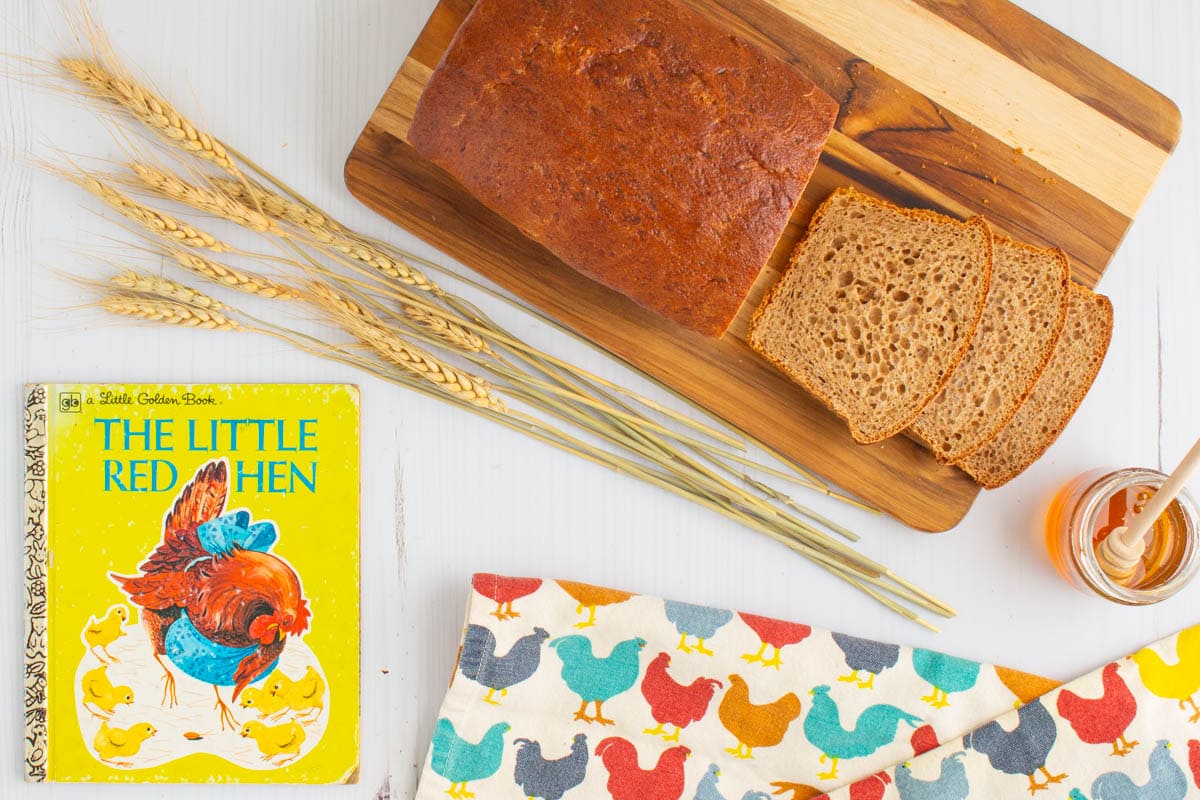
[748,188,993,443]
[961,283,1113,488]
[911,238,1071,463]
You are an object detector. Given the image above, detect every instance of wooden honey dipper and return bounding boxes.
[1098,435,1200,582]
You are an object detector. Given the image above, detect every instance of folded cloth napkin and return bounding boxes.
[415,574,1200,799]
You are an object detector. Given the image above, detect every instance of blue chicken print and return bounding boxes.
[895,751,969,800]
[458,625,548,705]
[664,600,733,656]
[832,632,900,689]
[693,763,770,800]
[430,718,509,799]
[513,734,589,800]
[1088,740,1188,800]
[912,649,982,709]
[963,698,1065,793]
[549,635,646,725]
[804,684,922,782]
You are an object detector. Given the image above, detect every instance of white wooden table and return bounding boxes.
[1,1,1197,797]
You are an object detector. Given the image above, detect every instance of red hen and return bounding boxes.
[472,573,542,620]
[1188,739,1199,789]
[595,737,689,800]
[640,652,722,741]
[739,612,811,669]
[1056,662,1138,756]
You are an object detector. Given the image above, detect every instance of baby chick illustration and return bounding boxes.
[94,720,156,768]
[240,719,306,766]
[80,665,134,720]
[239,683,289,718]
[82,605,129,663]
[273,665,326,721]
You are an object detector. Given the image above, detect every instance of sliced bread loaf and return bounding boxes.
[960,283,1113,488]
[748,187,994,443]
[911,237,1071,463]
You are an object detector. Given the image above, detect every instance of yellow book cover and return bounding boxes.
[23,384,360,783]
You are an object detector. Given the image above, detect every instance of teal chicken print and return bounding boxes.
[911,649,981,709]
[803,684,922,781]
[664,601,734,656]
[430,718,509,798]
[550,635,646,725]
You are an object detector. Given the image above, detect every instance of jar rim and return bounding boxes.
[1068,468,1199,605]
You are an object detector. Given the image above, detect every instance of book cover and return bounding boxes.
[23,383,360,783]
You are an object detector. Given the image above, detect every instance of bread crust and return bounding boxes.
[748,187,995,444]
[409,0,838,336]
[941,237,1072,465]
[962,286,1113,488]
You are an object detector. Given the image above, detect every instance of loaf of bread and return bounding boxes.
[748,188,993,443]
[911,237,1071,463]
[408,0,838,336]
[960,283,1113,488]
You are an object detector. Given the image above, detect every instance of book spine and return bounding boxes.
[23,385,49,781]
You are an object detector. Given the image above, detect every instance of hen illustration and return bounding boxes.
[473,573,542,620]
[719,674,801,760]
[995,666,1062,705]
[556,580,635,629]
[594,736,689,800]
[513,733,588,800]
[459,624,548,705]
[738,613,811,670]
[641,651,722,741]
[665,601,733,656]
[894,752,969,800]
[550,634,645,725]
[430,718,510,799]
[1057,662,1138,756]
[963,698,1066,793]
[804,684,921,781]
[832,633,900,689]
[1189,740,1199,790]
[694,763,771,800]
[911,724,941,755]
[911,650,981,709]
[1128,624,1200,723]
[111,460,310,730]
[1086,739,1187,800]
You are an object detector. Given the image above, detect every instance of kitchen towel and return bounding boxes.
[413,574,1199,799]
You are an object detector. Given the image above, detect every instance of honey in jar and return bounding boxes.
[1046,468,1198,604]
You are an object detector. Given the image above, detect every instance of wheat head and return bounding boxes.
[61,58,239,176]
[165,247,296,299]
[110,269,225,310]
[213,178,339,233]
[130,163,279,234]
[100,296,242,330]
[310,283,504,412]
[78,175,230,251]
[403,303,490,354]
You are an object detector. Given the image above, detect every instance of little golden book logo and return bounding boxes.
[24,384,360,784]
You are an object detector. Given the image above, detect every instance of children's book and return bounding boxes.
[23,384,360,783]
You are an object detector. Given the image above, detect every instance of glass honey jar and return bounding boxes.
[1046,467,1198,605]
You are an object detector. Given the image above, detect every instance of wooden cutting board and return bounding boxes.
[345,0,1179,531]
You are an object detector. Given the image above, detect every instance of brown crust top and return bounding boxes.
[408,0,838,336]
[748,187,994,443]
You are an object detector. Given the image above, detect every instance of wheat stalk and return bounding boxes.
[74,174,230,251]
[128,162,279,234]
[100,296,242,330]
[110,269,225,309]
[309,283,505,412]
[60,58,240,175]
[163,247,296,299]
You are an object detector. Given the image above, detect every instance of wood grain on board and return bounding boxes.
[345,0,1180,531]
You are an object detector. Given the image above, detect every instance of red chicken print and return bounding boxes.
[111,460,310,730]
[1188,739,1199,789]
[1056,662,1139,756]
[595,737,689,800]
[472,573,542,620]
[640,652,722,742]
[910,723,941,755]
[738,612,811,670]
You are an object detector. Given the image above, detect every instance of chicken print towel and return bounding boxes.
[415,574,1200,799]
